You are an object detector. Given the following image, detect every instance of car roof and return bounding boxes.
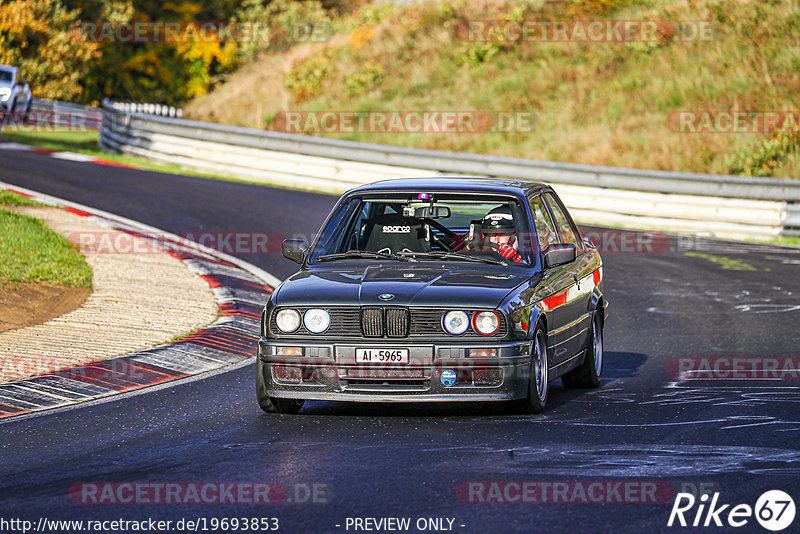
[347,176,549,197]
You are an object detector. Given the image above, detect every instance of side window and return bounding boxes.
[544,193,581,248]
[528,195,558,252]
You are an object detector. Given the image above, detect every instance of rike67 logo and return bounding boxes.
[668,490,796,531]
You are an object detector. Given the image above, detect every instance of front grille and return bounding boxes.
[361,308,384,337]
[386,308,409,338]
[270,307,506,339]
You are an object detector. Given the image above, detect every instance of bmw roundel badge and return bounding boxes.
[379,293,394,301]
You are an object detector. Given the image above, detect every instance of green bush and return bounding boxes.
[285,48,334,103]
[726,133,800,177]
[345,61,384,95]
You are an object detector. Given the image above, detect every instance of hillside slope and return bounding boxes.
[186,0,800,178]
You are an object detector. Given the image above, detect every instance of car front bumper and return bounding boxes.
[258,339,533,402]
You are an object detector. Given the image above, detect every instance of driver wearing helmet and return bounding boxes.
[476,205,524,263]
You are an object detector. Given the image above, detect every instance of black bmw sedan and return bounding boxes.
[257,177,607,414]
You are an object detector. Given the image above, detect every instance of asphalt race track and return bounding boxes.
[1,147,800,533]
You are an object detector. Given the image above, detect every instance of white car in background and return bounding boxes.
[0,64,32,116]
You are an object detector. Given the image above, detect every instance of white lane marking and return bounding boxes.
[0,393,47,409]
[6,383,77,402]
[734,303,800,313]
[31,375,114,396]
[0,142,34,151]
[51,152,95,162]
[7,380,96,399]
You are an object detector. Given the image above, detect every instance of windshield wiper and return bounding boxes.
[316,250,414,262]
[397,251,507,266]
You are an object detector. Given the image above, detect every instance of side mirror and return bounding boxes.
[282,239,306,264]
[544,243,576,268]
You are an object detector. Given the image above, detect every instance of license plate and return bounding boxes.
[355,348,409,364]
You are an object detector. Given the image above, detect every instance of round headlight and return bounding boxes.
[275,309,301,333]
[303,308,330,334]
[473,311,500,336]
[443,311,470,336]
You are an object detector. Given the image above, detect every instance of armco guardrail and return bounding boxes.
[30,97,103,129]
[99,99,800,239]
[110,101,183,118]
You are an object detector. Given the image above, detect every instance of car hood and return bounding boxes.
[275,263,532,308]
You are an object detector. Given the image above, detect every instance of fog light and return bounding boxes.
[469,348,497,358]
[276,346,303,356]
[273,365,301,383]
[474,368,503,386]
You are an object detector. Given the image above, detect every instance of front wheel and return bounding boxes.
[562,311,603,388]
[256,360,304,414]
[508,326,548,414]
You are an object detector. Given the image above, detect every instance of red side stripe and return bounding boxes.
[543,290,568,310]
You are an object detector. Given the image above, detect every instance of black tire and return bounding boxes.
[562,311,603,389]
[508,326,548,414]
[256,360,304,414]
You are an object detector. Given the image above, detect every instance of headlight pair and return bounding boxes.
[442,310,500,336]
[275,308,330,334]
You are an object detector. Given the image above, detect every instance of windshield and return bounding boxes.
[309,192,534,266]
[0,70,13,83]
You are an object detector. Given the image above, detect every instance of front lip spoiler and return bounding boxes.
[261,391,517,402]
